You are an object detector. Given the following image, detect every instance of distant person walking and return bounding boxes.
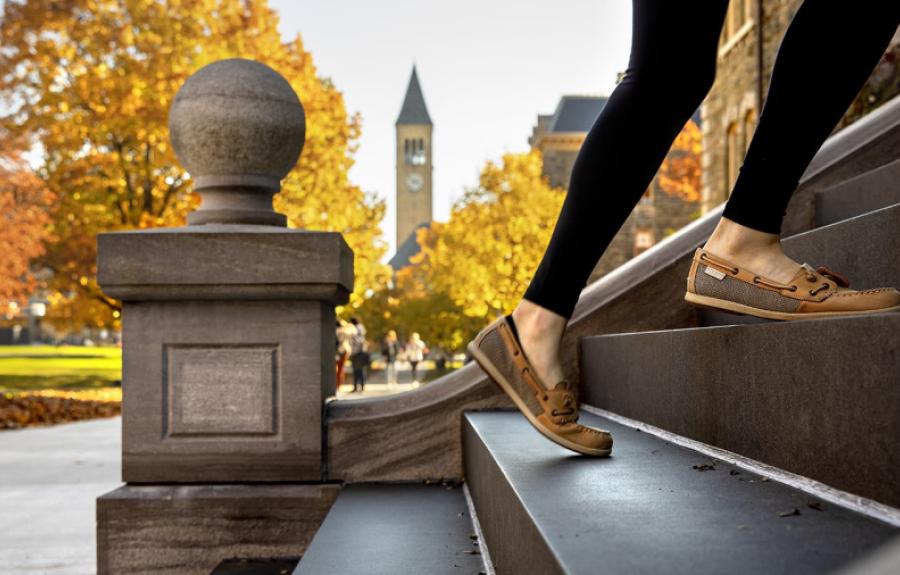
[348,317,369,392]
[405,332,428,384]
[381,330,401,387]
[335,320,354,390]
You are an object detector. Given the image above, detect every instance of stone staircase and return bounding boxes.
[463,412,895,575]
[291,97,900,575]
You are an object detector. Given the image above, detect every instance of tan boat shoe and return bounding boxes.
[468,316,613,457]
[685,248,900,320]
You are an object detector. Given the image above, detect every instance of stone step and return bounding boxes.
[293,484,485,575]
[580,312,900,507]
[699,201,900,326]
[816,159,900,227]
[463,411,897,575]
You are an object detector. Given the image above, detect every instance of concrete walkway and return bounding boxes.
[0,417,121,574]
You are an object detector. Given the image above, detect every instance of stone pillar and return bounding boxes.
[96,59,349,574]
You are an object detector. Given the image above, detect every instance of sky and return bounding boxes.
[270,0,633,255]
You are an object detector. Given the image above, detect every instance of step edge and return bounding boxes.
[463,415,572,574]
[815,157,900,195]
[581,404,900,528]
[462,483,496,575]
[797,199,900,236]
[581,309,900,340]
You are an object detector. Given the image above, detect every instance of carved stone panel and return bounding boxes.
[165,345,278,437]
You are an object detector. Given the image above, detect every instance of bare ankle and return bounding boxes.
[705,218,803,283]
[511,300,567,344]
[705,217,782,259]
[510,300,567,388]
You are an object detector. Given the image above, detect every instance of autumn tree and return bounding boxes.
[355,252,484,353]
[413,151,565,330]
[0,0,389,330]
[0,132,55,315]
[657,119,702,203]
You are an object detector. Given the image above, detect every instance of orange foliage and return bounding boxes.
[0,133,55,309]
[658,119,702,203]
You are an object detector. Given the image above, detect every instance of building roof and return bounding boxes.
[389,223,430,270]
[396,66,432,126]
[548,95,608,133]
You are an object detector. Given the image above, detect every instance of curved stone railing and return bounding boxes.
[326,93,900,483]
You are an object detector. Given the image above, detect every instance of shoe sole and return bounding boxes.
[685,292,900,321]
[467,341,612,457]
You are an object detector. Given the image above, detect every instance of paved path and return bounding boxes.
[0,372,457,573]
[0,417,121,575]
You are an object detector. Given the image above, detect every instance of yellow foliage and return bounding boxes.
[415,150,565,324]
[0,0,389,328]
[13,388,122,403]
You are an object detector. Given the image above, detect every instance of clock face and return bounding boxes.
[406,173,424,192]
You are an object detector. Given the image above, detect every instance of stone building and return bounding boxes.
[530,95,702,281]
[700,0,900,214]
[390,66,434,270]
[701,0,802,213]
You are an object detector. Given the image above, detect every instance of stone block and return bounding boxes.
[121,299,333,483]
[97,225,353,302]
[97,484,339,575]
[97,227,352,483]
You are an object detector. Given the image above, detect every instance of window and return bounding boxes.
[726,122,740,193]
[734,0,747,32]
[633,228,655,256]
[721,0,752,47]
[404,138,427,166]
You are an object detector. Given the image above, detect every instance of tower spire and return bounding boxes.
[396,65,432,126]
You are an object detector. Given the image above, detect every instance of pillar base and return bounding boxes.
[97,483,340,575]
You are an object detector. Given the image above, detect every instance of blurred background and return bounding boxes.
[1,0,897,421]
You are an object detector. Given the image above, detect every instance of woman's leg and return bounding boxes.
[515,0,729,386]
[706,1,900,279]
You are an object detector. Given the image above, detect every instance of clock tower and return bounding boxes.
[395,65,433,251]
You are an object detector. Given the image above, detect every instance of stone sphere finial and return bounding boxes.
[169,58,306,226]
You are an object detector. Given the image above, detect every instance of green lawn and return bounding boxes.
[0,346,122,391]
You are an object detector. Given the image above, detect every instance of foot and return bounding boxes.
[511,300,567,390]
[704,216,801,284]
[686,246,900,320]
[468,316,613,457]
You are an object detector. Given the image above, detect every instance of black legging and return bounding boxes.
[524,0,899,319]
